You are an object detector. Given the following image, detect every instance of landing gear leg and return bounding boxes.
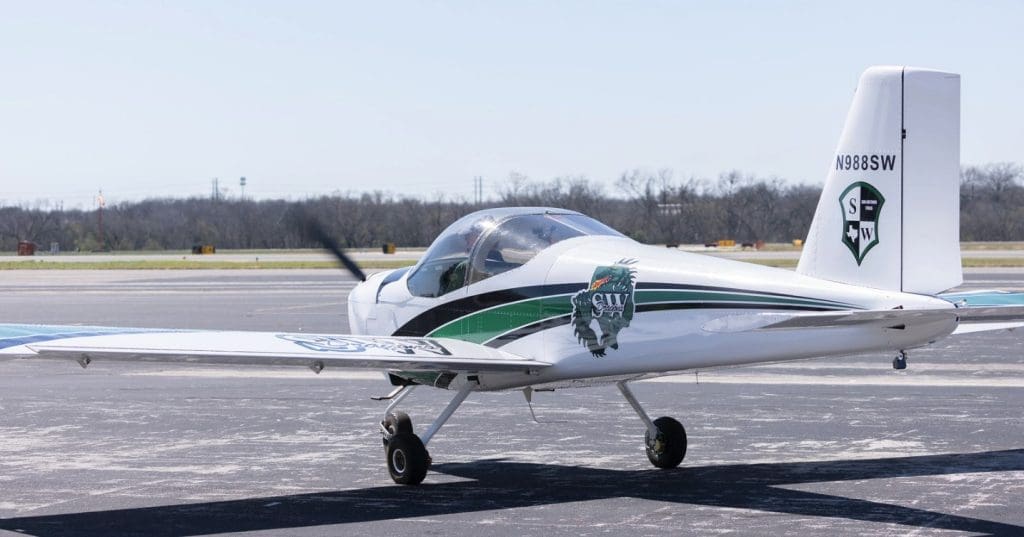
[616,381,687,469]
[380,385,416,447]
[893,350,908,370]
[381,379,477,485]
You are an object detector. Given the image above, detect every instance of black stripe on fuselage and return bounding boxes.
[635,302,838,314]
[393,284,581,337]
[485,314,572,348]
[394,283,854,337]
[634,282,856,308]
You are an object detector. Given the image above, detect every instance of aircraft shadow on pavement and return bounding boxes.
[1,449,1022,537]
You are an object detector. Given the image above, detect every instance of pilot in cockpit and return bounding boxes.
[439,222,488,293]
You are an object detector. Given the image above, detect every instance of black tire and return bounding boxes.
[382,411,414,447]
[386,432,430,485]
[385,411,414,435]
[645,416,687,469]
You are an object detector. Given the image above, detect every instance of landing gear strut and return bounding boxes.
[379,380,477,485]
[617,381,687,469]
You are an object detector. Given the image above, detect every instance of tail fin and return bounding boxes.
[797,66,961,294]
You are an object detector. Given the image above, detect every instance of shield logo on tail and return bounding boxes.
[839,181,885,265]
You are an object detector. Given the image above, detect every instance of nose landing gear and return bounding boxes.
[378,380,477,485]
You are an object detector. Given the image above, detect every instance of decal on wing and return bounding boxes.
[277,335,452,356]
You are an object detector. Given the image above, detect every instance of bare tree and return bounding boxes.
[3,163,1022,252]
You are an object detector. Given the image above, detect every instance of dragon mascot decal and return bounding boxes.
[571,259,637,357]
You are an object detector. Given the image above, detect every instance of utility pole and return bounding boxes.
[96,189,105,251]
[239,176,247,199]
[473,176,483,205]
[211,178,220,201]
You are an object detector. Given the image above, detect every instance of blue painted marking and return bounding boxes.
[939,290,1024,307]
[0,324,170,350]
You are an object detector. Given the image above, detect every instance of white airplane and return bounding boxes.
[2,66,1022,485]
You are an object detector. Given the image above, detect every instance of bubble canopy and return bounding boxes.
[406,208,623,297]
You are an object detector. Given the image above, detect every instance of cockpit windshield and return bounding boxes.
[406,209,623,298]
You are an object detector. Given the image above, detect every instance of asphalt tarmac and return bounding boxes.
[0,269,1022,536]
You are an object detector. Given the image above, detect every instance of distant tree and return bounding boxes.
[2,163,1022,252]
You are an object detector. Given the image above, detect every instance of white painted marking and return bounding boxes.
[752,361,1024,373]
[644,373,1024,388]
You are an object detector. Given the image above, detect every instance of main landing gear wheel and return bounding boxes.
[382,411,413,446]
[893,351,908,370]
[386,433,430,485]
[378,380,477,485]
[645,416,687,469]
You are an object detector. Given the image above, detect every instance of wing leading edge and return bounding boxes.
[0,324,549,373]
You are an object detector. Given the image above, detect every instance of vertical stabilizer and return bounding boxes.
[797,66,961,295]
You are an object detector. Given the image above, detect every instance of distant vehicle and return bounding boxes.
[3,67,1022,485]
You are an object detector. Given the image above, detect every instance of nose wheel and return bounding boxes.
[386,432,430,485]
[381,410,431,485]
[378,380,477,485]
[381,411,413,446]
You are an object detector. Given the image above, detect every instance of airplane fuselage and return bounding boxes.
[349,236,956,391]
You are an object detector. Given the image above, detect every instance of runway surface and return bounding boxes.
[0,269,1022,536]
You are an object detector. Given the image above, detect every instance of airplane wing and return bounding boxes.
[0,324,549,373]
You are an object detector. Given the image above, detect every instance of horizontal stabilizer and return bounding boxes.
[952,322,1024,335]
[940,290,1024,334]
[758,309,953,330]
[703,308,954,332]
[704,289,1024,336]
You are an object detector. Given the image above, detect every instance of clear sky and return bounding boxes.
[2,1,1021,207]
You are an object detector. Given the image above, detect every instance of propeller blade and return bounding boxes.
[295,211,367,282]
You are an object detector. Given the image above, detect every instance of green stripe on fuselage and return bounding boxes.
[426,288,851,344]
[428,294,574,344]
